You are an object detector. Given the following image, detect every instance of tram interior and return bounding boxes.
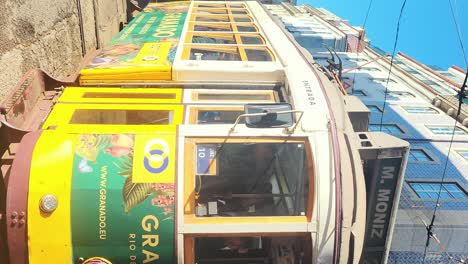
[194,235,312,263]
[195,142,309,217]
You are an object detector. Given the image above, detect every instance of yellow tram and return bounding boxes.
[0,1,409,263]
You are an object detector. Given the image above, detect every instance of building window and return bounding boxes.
[409,182,467,199]
[420,79,438,86]
[347,57,368,62]
[313,55,330,60]
[406,69,420,75]
[369,77,396,84]
[401,106,439,114]
[352,90,366,96]
[369,124,405,135]
[454,149,468,161]
[408,149,434,162]
[366,105,382,113]
[360,67,381,72]
[386,91,415,99]
[426,125,468,136]
[441,72,456,78]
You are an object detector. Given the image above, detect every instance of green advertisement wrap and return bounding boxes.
[83,1,189,70]
[71,134,175,263]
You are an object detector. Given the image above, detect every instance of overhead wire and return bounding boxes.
[378,0,407,131]
[422,1,468,262]
[350,0,374,94]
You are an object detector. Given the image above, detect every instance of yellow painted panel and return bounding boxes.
[79,70,171,84]
[133,42,172,65]
[80,65,172,76]
[59,87,182,104]
[28,131,75,263]
[42,103,184,134]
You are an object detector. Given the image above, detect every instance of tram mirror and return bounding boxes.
[244,103,293,128]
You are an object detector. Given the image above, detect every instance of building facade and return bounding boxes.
[266,3,468,263]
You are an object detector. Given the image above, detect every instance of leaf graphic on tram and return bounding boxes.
[122,176,152,213]
[114,152,133,178]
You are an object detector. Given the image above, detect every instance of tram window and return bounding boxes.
[196,9,228,15]
[240,36,264,45]
[196,93,272,101]
[229,4,245,8]
[194,143,309,217]
[245,49,273,62]
[194,15,230,22]
[197,110,243,124]
[193,235,311,263]
[233,16,252,22]
[192,34,236,45]
[69,109,172,125]
[196,3,226,8]
[236,25,257,32]
[189,48,241,61]
[231,10,248,15]
[81,92,176,99]
[194,24,233,32]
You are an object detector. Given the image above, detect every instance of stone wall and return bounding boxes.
[0,0,127,100]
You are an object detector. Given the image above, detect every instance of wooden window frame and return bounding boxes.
[190,14,231,23]
[193,7,250,16]
[188,106,244,124]
[183,137,315,225]
[187,22,258,33]
[190,14,253,23]
[190,90,277,102]
[182,45,275,62]
[184,232,312,264]
[185,32,266,46]
[194,3,227,8]
[193,8,230,15]
[184,3,276,62]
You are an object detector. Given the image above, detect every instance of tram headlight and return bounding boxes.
[39,194,58,213]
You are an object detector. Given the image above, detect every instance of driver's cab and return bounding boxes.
[180,88,316,264]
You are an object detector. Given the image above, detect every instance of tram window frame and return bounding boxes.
[194,3,227,8]
[186,45,242,61]
[69,109,173,125]
[188,22,259,33]
[59,87,182,104]
[191,14,231,22]
[183,137,315,224]
[190,91,277,102]
[193,3,246,9]
[185,32,266,46]
[184,233,313,264]
[183,45,274,62]
[42,103,183,133]
[184,3,276,62]
[188,106,244,124]
[190,14,253,23]
[194,8,229,15]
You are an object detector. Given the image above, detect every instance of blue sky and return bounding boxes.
[298,0,468,70]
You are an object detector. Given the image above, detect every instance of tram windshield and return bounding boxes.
[195,142,309,217]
